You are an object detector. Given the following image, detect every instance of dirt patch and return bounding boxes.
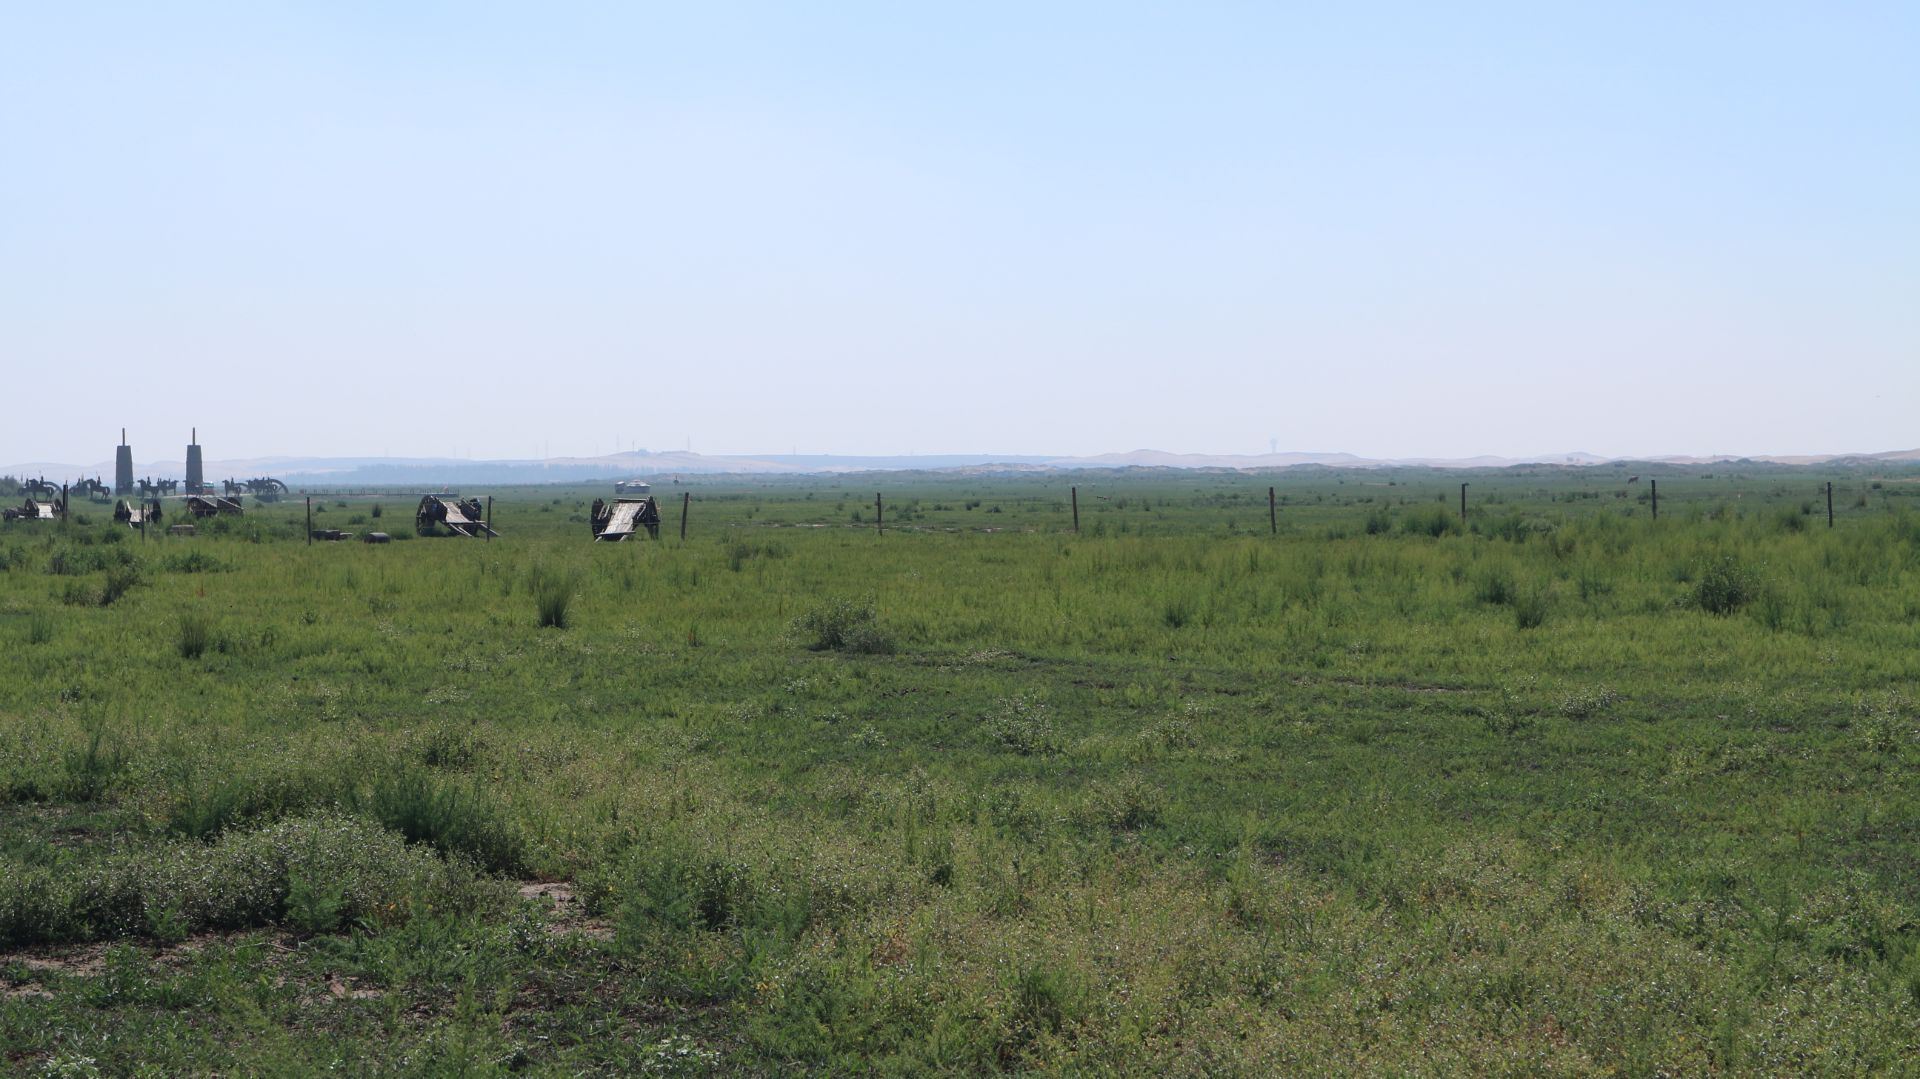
[10,945,112,977]
[519,881,613,941]
[328,974,384,1000]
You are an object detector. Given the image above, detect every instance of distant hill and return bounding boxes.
[6,447,1918,487]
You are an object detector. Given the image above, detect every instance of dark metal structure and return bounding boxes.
[223,477,288,498]
[71,477,110,502]
[590,497,661,541]
[416,495,495,538]
[22,476,59,500]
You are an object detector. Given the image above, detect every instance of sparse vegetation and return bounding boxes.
[3,471,1920,1072]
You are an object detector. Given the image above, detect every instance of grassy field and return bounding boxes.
[3,466,1920,1074]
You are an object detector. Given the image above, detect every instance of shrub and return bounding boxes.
[793,598,894,654]
[1400,506,1460,538]
[1694,555,1758,615]
[1473,567,1516,605]
[98,564,141,607]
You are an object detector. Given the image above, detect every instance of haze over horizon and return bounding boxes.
[4,3,1915,466]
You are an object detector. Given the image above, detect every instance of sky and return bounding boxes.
[3,2,1916,466]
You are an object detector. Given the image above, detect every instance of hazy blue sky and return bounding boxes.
[4,2,1915,464]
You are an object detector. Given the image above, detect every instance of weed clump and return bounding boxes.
[794,598,894,654]
[985,696,1060,755]
[177,611,216,659]
[1512,588,1549,629]
[360,766,525,874]
[529,566,578,628]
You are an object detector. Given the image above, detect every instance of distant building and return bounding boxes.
[615,480,651,495]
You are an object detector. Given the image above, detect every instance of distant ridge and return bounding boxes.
[5,447,1918,485]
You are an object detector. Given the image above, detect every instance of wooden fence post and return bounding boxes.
[1650,479,1658,520]
[486,496,493,541]
[1459,483,1468,526]
[1827,482,1834,528]
[1071,486,1079,533]
[306,497,312,545]
[680,491,690,541]
[876,493,884,535]
[1269,486,1277,535]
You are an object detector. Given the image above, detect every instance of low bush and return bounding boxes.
[793,598,894,654]
[162,549,227,574]
[0,814,499,947]
[98,564,141,607]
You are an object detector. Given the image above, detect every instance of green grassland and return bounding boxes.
[3,467,1920,1074]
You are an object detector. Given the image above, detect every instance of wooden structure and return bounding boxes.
[416,495,495,538]
[4,498,63,522]
[185,495,243,518]
[114,499,162,529]
[590,497,661,541]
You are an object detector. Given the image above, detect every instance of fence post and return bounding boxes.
[1071,486,1079,533]
[306,497,312,545]
[876,493,884,535]
[1459,483,1468,526]
[1269,486,1277,535]
[680,491,690,541]
[486,496,493,541]
[1651,479,1658,520]
[1827,481,1834,528]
